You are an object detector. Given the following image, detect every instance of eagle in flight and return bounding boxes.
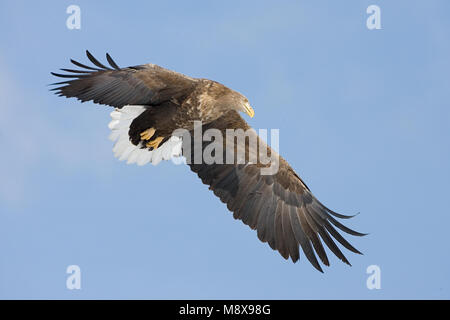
[51,51,365,272]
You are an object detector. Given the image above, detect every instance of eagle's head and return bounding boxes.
[239,96,255,118]
[201,81,255,120]
[221,89,255,118]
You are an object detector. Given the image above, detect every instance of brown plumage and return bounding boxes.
[51,51,365,272]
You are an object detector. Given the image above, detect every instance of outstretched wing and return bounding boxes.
[50,50,197,108]
[187,111,365,272]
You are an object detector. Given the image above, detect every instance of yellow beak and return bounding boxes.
[244,103,255,118]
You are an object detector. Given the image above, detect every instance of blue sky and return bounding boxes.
[0,1,449,299]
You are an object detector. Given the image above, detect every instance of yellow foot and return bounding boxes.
[140,127,156,141]
[146,136,164,150]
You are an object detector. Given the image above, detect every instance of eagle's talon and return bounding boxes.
[140,127,156,141]
[146,136,164,150]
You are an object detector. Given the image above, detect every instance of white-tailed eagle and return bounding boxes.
[51,51,365,272]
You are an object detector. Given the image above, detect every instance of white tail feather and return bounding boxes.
[108,105,182,166]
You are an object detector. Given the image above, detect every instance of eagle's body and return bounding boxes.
[51,51,364,272]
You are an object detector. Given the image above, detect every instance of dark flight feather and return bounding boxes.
[51,51,197,108]
[70,59,102,71]
[86,50,112,70]
[106,53,121,70]
[185,111,365,271]
[60,68,92,74]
